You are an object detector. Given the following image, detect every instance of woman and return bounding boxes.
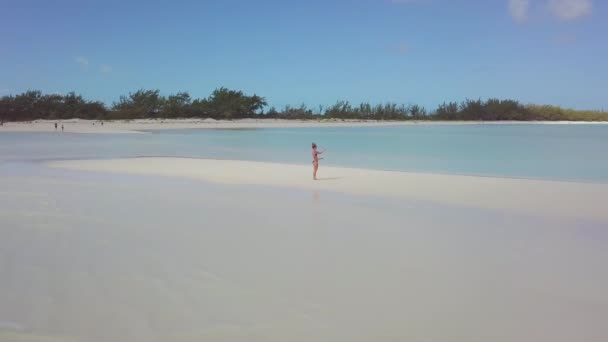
[312,143,325,180]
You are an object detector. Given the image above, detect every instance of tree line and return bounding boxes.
[1,88,606,122]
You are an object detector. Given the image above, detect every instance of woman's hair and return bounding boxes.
[312,143,317,148]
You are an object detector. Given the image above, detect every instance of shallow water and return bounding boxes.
[2,124,608,182]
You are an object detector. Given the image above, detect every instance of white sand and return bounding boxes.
[3,118,608,134]
[3,159,608,341]
[2,164,608,342]
[49,157,608,222]
[0,118,417,133]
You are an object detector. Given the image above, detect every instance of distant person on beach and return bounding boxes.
[55,122,58,131]
[61,124,64,132]
[312,142,325,180]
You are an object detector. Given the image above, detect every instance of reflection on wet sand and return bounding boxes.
[1,171,607,342]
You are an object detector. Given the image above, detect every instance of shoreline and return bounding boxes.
[2,118,608,134]
[48,157,608,222]
[38,155,608,186]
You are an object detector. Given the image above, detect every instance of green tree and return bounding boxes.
[112,89,165,119]
[203,87,267,119]
[163,92,192,118]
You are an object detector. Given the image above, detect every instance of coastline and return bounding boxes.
[2,118,608,134]
[48,157,608,222]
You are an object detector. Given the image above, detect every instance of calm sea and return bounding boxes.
[1,124,607,182]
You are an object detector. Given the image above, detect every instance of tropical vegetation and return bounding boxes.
[1,88,606,122]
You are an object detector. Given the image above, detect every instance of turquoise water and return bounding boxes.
[1,124,607,182]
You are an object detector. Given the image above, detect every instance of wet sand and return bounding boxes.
[50,157,608,223]
[0,159,607,341]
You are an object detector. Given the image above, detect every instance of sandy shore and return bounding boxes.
[49,157,608,222]
[2,118,608,133]
[3,157,607,341]
[0,118,421,133]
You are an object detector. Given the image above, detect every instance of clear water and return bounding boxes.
[1,124,607,182]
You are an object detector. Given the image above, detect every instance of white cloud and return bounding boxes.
[548,0,592,21]
[509,0,530,22]
[75,56,89,68]
[100,65,112,73]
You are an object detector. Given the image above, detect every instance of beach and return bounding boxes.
[0,119,423,134]
[4,0,608,339]
[1,128,608,341]
[49,157,608,223]
[1,156,607,342]
[2,118,608,134]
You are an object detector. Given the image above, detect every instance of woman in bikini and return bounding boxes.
[312,143,325,180]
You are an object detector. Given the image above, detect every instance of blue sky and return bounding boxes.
[1,0,606,110]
